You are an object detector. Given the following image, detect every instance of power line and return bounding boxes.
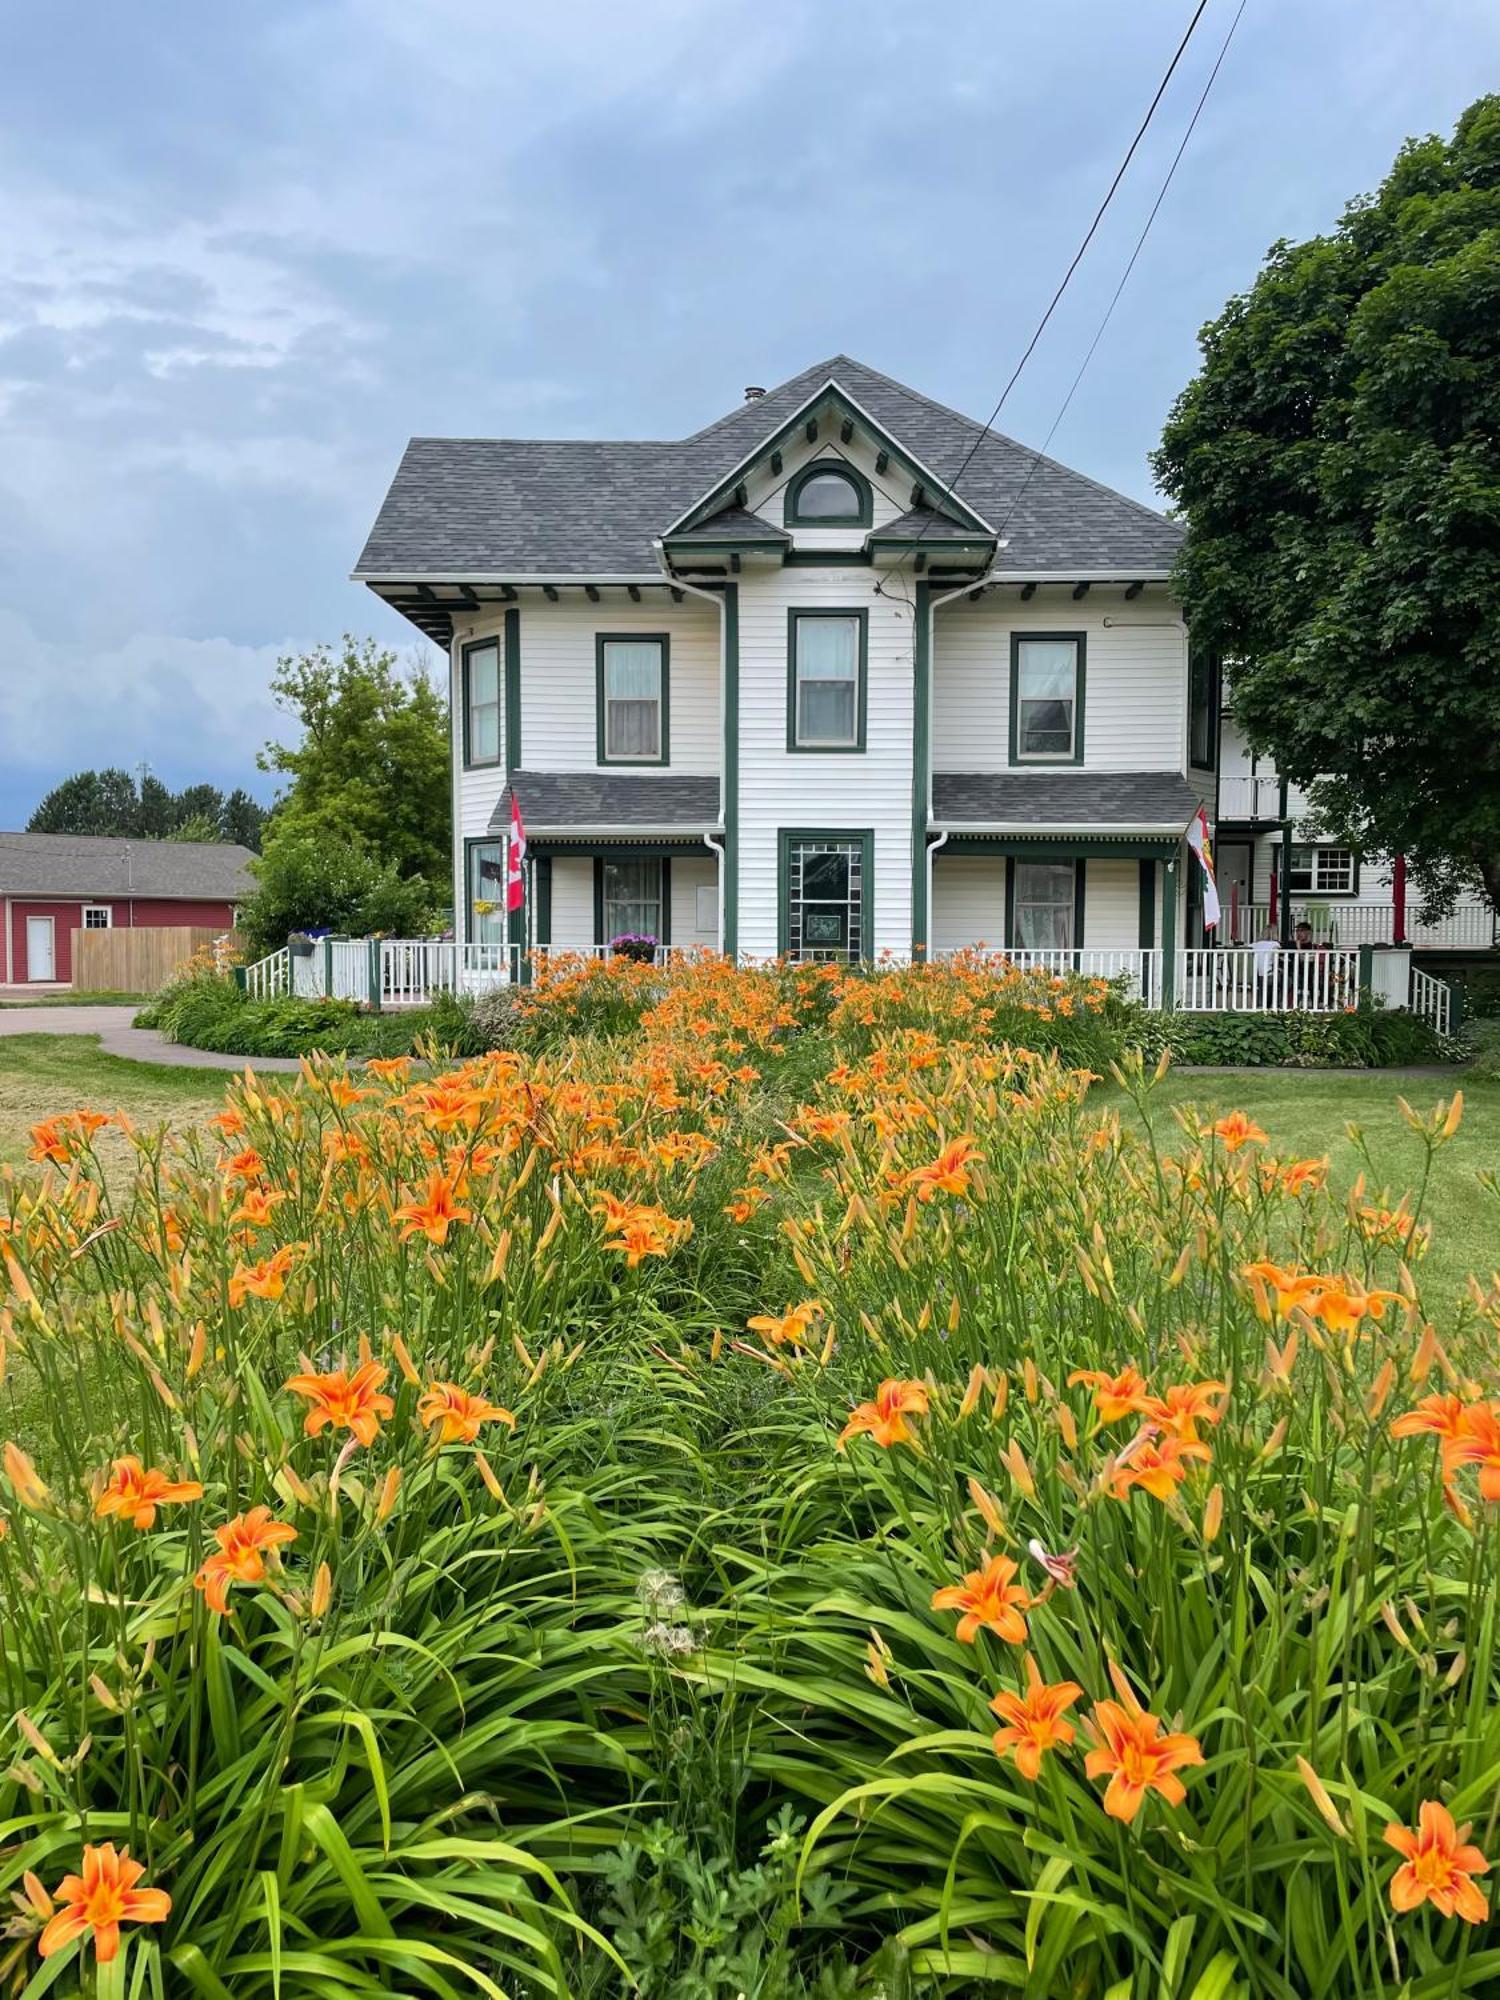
[888,0,1217,580]
[990,0,1248,550]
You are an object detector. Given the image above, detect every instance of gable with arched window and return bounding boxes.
[784,460,872,528]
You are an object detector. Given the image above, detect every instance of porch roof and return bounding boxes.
[494,771,721,838]
[931,770,1198,836]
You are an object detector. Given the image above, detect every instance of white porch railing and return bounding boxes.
[1216,775,1311,820]
[933,946,1161,1005]
[1222,899,1496,951]
[1409,966,1453,1036]
[243,947,290,999]
[1176,946,1359,1013]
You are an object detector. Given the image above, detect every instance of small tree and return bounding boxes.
[1153,95,1500,910]
[259,637,450,883]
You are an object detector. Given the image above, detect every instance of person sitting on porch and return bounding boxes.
[1293,919,1315,949]
[1252,923,1279,997]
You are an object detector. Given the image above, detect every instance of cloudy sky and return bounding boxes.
[0,0,1494,825]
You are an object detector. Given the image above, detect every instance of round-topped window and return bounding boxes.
[785,462,871,526]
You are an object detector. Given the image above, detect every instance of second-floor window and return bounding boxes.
[788,609,866,751]
[1011,634,1085,764]
[463,640,501,767]
[597,636,669,764]
[1189,647,1217,769]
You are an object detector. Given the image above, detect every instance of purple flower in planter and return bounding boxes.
[609,933,659,964]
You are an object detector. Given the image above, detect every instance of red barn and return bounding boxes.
[0,832,257,985]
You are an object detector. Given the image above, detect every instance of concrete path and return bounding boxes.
[0,1005,305,1073]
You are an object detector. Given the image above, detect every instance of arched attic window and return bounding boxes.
[785,461,872,528]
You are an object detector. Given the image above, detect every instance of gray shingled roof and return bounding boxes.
[664,505,788,545]
[494,773,721,832]
[356,355,1183,584]
[932,772,1198,828]
[0,832,258,899]
[870,505,991,542]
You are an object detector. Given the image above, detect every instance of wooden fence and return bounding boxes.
[72,926,228,994]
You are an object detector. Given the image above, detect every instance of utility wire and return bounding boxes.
[990,0,1248,552]
[889,0,1216,580]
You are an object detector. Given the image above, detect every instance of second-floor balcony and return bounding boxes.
[1217,773,1309,821]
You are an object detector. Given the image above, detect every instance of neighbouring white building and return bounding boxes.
[355,356,1228,1000]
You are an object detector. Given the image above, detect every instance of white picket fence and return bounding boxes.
[935,946,1162,1006]
[1176,946,1359,1013]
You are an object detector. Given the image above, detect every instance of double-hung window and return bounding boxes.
[468,840,506,944]
[1012,862,1077,950]
[602,859,663,945]
[463,640,501,767]
[789,610,865,751]
[597,636,668,763]
[1011,634,1084,763]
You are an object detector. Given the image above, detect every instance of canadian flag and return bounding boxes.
[505,795,527,914]
[1186,805,1221,932]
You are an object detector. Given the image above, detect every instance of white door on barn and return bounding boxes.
[26,916,55,981]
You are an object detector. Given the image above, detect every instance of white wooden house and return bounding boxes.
[355,356,1218,1000]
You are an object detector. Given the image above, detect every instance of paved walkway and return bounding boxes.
[0,1006,305,1072]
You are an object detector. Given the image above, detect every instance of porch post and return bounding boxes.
[1161,857,1178,1008]
[910,580,931,961]
[1393,853,1408,945]
[1278,782,1294,946]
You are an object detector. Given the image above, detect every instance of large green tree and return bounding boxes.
[1153,96,1500,910]
[258,637,449,883]
[26,771,267,849]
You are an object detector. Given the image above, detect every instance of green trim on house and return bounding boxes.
[535,856,552,948]
[660,857,672,949]
[784,459,873,528]
[461,834,505,948]
[722,582,739,958]
[528,838,706,860]
[595,631,671,766]
[911,581,931,959]
[503,607,522,779]
[777,828,875,961]
[672,389,993,539]
[1008,630,1087,768]
[940,833,1178,859]
[1000,854,1087,949]
[1074,861,1087,948]
[460,636,502,770]
[1138,860,1156,948]
[786,607,869,754]
[783,550,874,567]
[592,853,671,948]
[1188,645,1219,775]
[661,538,788,559]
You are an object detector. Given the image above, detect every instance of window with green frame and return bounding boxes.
[788,610,866,750]
[463,640,501,767]
[467,840,506,943]
[784,461,872,527]
[1011,859,1078,948]
[781,833,871,961]
[596,636,669,764]
[1189,646,1217,770]
[600,858,664,945]
[1010,634,1085,764]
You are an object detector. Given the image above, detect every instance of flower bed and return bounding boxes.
[1,961,1495,1993]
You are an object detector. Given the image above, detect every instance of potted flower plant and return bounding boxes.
[609,932,658,965]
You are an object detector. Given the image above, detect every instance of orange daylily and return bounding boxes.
[601,1205,690,1267]
[837,1378,930,1451]
[1243,1260,1328,1319]
[1069,1367,1151,1424]
[3,1441,47,1509]
[36,1843,171,1965]
[745,1300,822,1348]
[1107,1428,1211,1503]
[1308,1281,1400,1336]
[221,1148,265,1182]
[94,1458,203,1530]
[229,1186,289,1230]
[394,1170,472,1245]
[932,1552,1031,1645]
[193,1506,298,1615]
[227,1244,299,1307]
[1211,1111,1267,1152]
[903,1136,982,1202]
[990,1654,1084,1778]
[1384,1802,1490,1924]
[1279,1157,1327,1195]
[27,1120,71,1166]
[1443,1401,1500,1503]
[418,1381,516,1443]
[1082,1671,1204,1823]
[1144,1380,1227,1441]
[284,1360,395,1446]
[1390,1393,1473,1470]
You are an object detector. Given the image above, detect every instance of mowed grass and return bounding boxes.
[1133,1068,1500,1309]
[0,1033,227,1177]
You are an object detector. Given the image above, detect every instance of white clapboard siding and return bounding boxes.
[930,856,1005,953]
[1084,858,1141,951]
[931,595,1188,775]
[548,858,595,949]
[736,564,915,960]
[671,855,719,948]
[740,442,911,556]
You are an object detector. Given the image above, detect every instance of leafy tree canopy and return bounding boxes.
[26,770,267,850]
[258,637,450,884]
[1153,95,1500,909]
[236,828,439,958]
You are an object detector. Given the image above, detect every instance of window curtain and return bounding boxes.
[1013,862,1075,949]
[797,617,858,741]
[605,644,661,756]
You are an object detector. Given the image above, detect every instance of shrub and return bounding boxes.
[142,965,484,1061]
[1137,1003,1463,1068]
[236,826,439,958]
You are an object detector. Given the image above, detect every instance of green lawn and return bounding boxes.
[1128,1068,1499,1310]
[0,989,148,1007]
[0,1033,228,1178]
